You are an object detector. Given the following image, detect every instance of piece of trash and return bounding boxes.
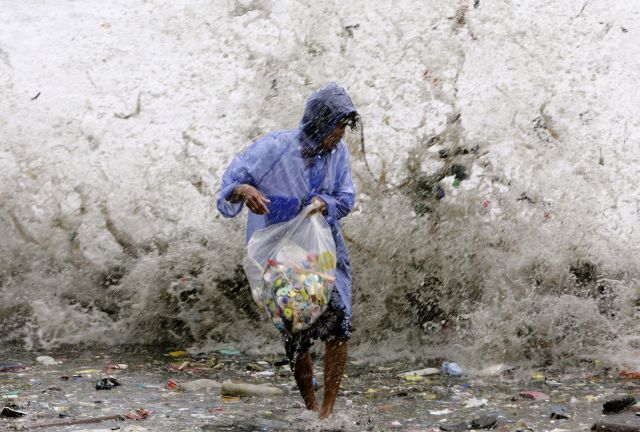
[602,397,636,414]
[366,388,379,397]
[222,396,240,403]
[273,358,289,367]
[24,413,125,429]
[256,370,275,377]
[531,372,546,382]
[1,407,26,418]
[620,371,640,380]
[0,364,28,372]
[179,379,221,392]
[168,350,189,358]
[95,377,121,390]
[401,374,424,382]
[106,363,128,371]
[125,409,152,421]
[246,362,264,371]
[36,356,57,365]
[167,379,179,390]
[442,362,464,377]
[591,422,640,432]
[430,408,453,415]
[465,397,487,408]
[193,357,219,368]
[520,390,550,400]
[398,367,440,377]
[479,364,513,376]
[138,384,162,389]
[472,416,498,430]
[221,380,284,397]
[440,415,497,431]
[218,348,241,356]
[124,408,153,420]
[550,405,570,419]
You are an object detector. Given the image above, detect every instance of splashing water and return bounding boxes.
[0,0,639,369]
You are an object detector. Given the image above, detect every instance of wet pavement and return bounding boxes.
[1,346,639,431]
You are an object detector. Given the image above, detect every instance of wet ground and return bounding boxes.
[1,346,639,431]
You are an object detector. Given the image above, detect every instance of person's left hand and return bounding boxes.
[309,197,327,216]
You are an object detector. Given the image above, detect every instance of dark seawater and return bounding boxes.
[2,346,639,431]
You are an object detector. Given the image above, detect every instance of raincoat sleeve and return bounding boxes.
[216,137,272,218]
[310,145,355,225]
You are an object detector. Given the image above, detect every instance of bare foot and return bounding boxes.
[318,339,348,420]
[293,353,319,412]
[318,407,331,419]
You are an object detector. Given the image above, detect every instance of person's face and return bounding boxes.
[321,122,347,152]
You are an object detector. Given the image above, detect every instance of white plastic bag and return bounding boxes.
[243,205,337,334]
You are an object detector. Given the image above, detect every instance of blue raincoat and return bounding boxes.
[217,83,357,322]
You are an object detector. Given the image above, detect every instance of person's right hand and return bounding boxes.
[234,184,270,214]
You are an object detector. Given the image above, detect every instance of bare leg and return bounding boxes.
[291,352,319,412]
[319,338,348,419]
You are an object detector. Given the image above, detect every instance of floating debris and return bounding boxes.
[95,376,121,390]
[479,363,513,376]
[440,415,498,431]
[218,349,241,356]
[179,379,221,392]
[398,367,440,377]
[221,380,285,397]
[430,408,453,415]
[442,362,464,377]
[520,390,550,401]
[550,405,570,419]
[1,406,26,417]
[0,364,28,372]
[36,356,57,365]
[602,397,636,414]
[465,397,487,408]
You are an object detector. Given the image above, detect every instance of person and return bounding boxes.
[216,82,359,419]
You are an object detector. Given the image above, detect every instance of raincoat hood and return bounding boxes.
[299,82,357,149]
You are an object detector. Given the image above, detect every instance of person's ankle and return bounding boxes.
[305,400,320,412]
[318,407,332,419]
